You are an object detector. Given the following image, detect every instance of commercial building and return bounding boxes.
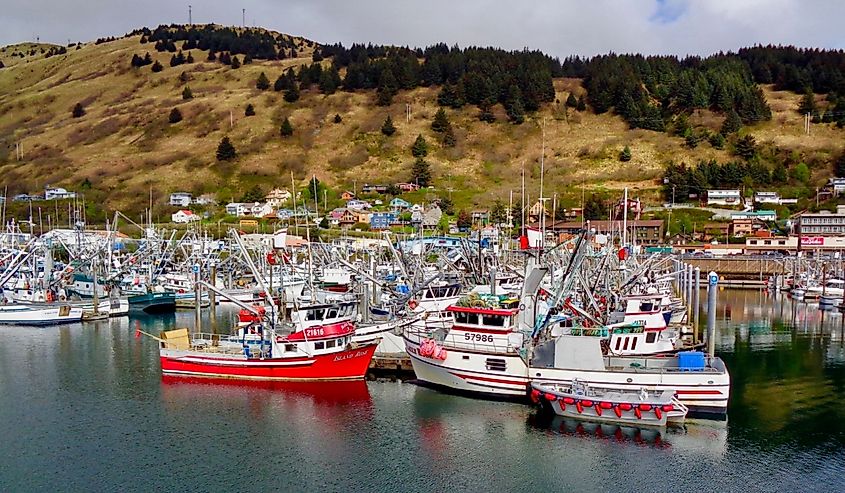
[797,205,845,236]
[706,189,741,206]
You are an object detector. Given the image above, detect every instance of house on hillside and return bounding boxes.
[340,191,356,201]
[706,189,741,206]
[370,212,396,230]
[328,208,346,227]
[265,188,292,208]
[340,209,358,227]
[731,210,777,222]
[171,210,200,224]
[362,184,388,193]
[390,198,411,211]
[194,194,216,206]
[396,182,420,192]
[169,192,192,207]
[44,186,76,200]
[346,199,371,211]
[226,203,247,216]
[422,206,442,230]
[471,210,490,224]
[248,202,274,217]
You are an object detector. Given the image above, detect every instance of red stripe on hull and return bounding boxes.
[160,344,377,381]
[450,371,528,386]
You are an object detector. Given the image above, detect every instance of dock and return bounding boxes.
[369,353,414,377]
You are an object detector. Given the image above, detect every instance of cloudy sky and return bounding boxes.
[2,0,843,57]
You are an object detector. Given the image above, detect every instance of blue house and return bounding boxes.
[370,212,396,230]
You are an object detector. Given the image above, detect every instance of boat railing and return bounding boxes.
[607,356,724,374]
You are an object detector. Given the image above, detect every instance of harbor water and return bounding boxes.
[1,290,844,492]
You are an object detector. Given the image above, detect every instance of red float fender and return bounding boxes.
[661,404,674,412]
[530,389,541,404]
[600,401,613,409]
[581,400,594,408]
[575,401,583,414]
[594,404,602,416]
[614,406,623,418]
[544,393,557,402]
[618,403,633,411]
[634,408,642,419]
[563,397,575,405]
[639,403,652,412]
[654,407,662,420]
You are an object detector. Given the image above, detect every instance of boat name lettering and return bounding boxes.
[465,333,494,343]
[333,350,369,362]
[305,328,325,337]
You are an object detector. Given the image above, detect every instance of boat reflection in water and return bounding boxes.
[528,410,728,455]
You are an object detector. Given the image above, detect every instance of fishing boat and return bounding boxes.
[530,380,688,428]
[128,292,176,313]
[157,303,379,381]
[0,303,83,325]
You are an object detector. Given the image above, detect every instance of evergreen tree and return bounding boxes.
[708,132,726,149]
[72,102,85,118]
[584,194,606,220]
[130,54,142,68]
[318,66,341,94]
[143,52,152,65]
[439,196,454,215]
[186,51,194,63]
[280,117,294,137]
[411,157,432,187]
[565,92,578,108]
[411,134,428,157]
[798,88,816,115]
[381,115,396,136]
[490,199,506,225]
[733,134,758,161]
[284,84,300,103]
[182,86,193,100]
[230,56,241,69]
[835,153,845,177]
[178,71,189,83]
[243,54,252,65]
[207,50,217,61]
[576,95,586,111]
[431,108,450,133]
[478,103,496,123]
[151,60,163,72]
[619,145,632,162]
[168,107,183,123]
[791,162,810,183]
[443,124,456,147]
[720,109,742,135]
[216,136,237,161]
[256,72,270,90]
[333,114,342,124]
[505,84,525,124]
[456,210,472,230]
[245,103,255,116]
[772,161,788,182]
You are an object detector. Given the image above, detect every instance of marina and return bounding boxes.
[0,291,843,491]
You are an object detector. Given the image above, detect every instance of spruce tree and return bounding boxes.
[207,51,217,62]
[230,56,241,69]
[216,137,237,161]
[411,157,432,187]
[733,134,758,161]
[565,92,578,108]
[168,107,183,123]
[432,108,449,133]
[245,103,255,116]
[381,115,396,136]
[411,134,428,157]
[798,89,816,115]
[256,72,270,90]
[243,54,252,65]
[333,114,342,124]
[478,103,496,123]
[72,102,85,118]
[284,84,300,103]
[186,51,194,63]
[443,124,456,147]
[182,86,193,100]
[179,71,189,83]
[619,145,632,162]
[151,60,163,72]
[576,95,586,111]
[835,153,845,178]
[772,161,788,183]
[505,85,525,124]
[720,110,742,135]
[280,117,294,137]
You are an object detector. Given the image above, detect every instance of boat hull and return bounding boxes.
[129,293,176,314]
[0,304,83,325]
[160,343,378,381]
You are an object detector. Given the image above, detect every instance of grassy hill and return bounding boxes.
[1,27,843,223]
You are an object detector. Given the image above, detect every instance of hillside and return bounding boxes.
[1,26,844,222]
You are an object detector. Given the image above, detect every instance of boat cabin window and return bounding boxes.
[315,341,325,350]
[454,312,479,325]
[641,302,654,311]
[284,344,297,352]
[630,337,638,350]
[646,332,657,344]
[306,309,326,321]
[615,337,621,351]
[327,308,338,319]
[326,339,336,349]
[336,338,345,347]
[481,315,506,327]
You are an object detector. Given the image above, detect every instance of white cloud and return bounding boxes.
[1,0,843,56]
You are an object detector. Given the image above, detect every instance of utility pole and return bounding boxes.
[189,5,192,25]
[242,8,246,28]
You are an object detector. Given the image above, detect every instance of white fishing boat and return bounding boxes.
[531,380,688,428]
[0,304,83,325]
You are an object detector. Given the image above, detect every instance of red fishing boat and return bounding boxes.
[157,301,378,381]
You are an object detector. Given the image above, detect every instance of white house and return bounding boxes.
[265,188,292,208]
[753,191,780,204]
[44,186,76,200]
[169,192,192,207]
[194,194,216,206]
[171,210,200,224]
[706,189,741,206]
[829,178,845,194]
[346,199,372,211]
[226,202,248,216]
[250,202,274,217]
